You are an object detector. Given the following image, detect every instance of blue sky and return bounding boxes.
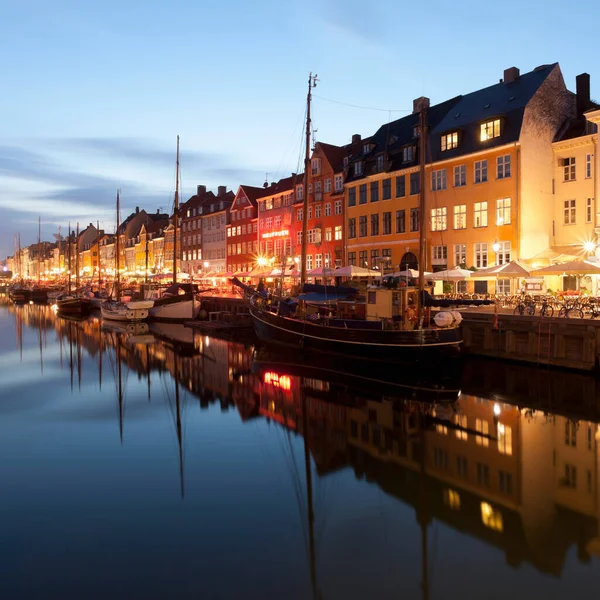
[1,0,598,257]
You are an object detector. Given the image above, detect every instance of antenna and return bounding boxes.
[264,172,271,187]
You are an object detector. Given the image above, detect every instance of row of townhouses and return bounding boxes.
[6,63,599,294]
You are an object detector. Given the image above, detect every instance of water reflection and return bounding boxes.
[2,299,600,598]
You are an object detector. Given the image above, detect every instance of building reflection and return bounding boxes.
[6,299,600,577]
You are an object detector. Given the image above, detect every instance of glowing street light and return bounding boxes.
[583,241,596,253]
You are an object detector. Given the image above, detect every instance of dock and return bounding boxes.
[460,309,600,371]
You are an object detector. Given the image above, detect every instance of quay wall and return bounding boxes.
[460,312,600,372]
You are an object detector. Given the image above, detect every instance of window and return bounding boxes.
[359,184,367,204]
[497,155,511,179]
[441,131,459,151]
[348,218,356,238]
[348,251,356,266]
[497,423,512,455]
[306,255,313,270]
[334,174,343,192]
[376,155,384,172]
[324,227,332,242]
[306,228,321,244]
[396,175,406,197]
[456,456,468,478]
[564,464,577,489]
[433,447,448,470]
[297,208,303,222]
[315,204,321,219]
[359,216,368,237]
[382,212,392,235]
[481,502,503,532]
[454,165,466,187]
[431,207,447,231]
[586,198,593,224]
[396,210,406,234]
[314,181,321,194]
[454,205,466,229]
[475,243,488,268]
[432,245,447,264]
[496,198,511,225]
[480,119,501,141]
[454,244,466,267]
[474,202,488,227]
[334,200,342,215]
[369,181,379,202]
[496,241,511,265]
[363,143,371,155]
[475,160,488,183]
[370,249,379,268]
[443,489,461,510]
[497,278,510,294]
[308,206,312,220]
[334,226,342,240]
[382,178,391,200]
[564,199,576,225]
[475,418,489,446]
[354,162,363,176]
[359,250,368,267]
[477,463,490,487]
[410,208,419,232]
[348,187,356,207]
[324,178,331,193]
[455,414,468,441]
[586,154,593,179]
[431,169,447,191]
[563,157,576,181]
[565,421,577,447]
[403,146,415,162]
[410,173,420,195]
[311,158,321,175]
[315,254,322,268]
[324,203,331,217]
[297,185,303,200]
[371,214,380,236]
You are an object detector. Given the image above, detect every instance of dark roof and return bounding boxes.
[429,63,557,161]
[317,142,347,172]
[235,184,270,207]
[260,173,304,196]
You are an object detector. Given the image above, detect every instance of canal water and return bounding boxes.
[2,300,600,599]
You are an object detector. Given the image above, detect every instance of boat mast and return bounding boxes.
[174,352,184,499]
[67,222,72,293]
[96,220,101,287]
[116,190,121,302]
[145,217,149,285]
[417,102,428,327]
[300,73,318,286]
[173,135,180,286]
[37,216,41,286]
[75,222,80,290]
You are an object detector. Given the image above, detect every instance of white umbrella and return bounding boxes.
[307,266,336,277]
[333,265,381,277]
[391,269,433,278]
[429,268,472,280]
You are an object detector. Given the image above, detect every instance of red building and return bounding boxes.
[257,174,303,267]
[295,142,347,272]
[226,185,268,274]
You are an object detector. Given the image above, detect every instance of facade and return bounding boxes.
[297,142,347,272]
[200,187,234,273]
[226,185,267,274]
[257,174,302,269]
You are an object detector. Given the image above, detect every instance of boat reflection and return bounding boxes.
[5,300,600,581]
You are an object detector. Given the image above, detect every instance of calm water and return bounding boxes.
[2,300,600,599]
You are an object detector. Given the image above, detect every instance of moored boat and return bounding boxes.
[101,300,153,322]
[56,294,92,315]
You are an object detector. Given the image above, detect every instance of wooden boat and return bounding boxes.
[56,294,92,315]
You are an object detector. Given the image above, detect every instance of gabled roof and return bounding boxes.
[316,142,346,172]
[233,184,270,209]
[259,173,304,198]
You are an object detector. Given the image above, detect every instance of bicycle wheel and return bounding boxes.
[540,304,554,318]
[567,308,584,319]
[558,306,568,318]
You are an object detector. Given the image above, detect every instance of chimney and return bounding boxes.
[135,206,139,214]
[412,96,430,114]
[197,185,206,196]
[351,133,361,144]
[503,67,519,84]
[576,73,591,116]
[218,185,227,196]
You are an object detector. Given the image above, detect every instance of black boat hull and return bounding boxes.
[250,306,461,364]
[56,297,92,315]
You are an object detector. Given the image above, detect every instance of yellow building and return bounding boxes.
[346,64,584,294]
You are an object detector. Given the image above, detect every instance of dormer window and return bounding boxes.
[363,143,371,155]
[343,156,349,168]
[376,155,384,172]
[441,132,459,151]
[354,161,363,176]
[413,126,420,138]
[480,119,501,142]
[402,146,415,162]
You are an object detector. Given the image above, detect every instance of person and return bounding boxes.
[257,279,266,296]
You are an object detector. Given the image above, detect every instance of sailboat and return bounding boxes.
[56,222,93,315]
[101,190,154,322]
[149,136,199,322]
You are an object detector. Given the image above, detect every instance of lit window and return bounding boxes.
[454,205,466,230]
[475,418,489,446]
[436,424,448,435]
[334,225,342,240]
[481,502,503,532]
[474,202,488,227]
[563,199,576,225]
[496,198,511,225]
[480,119,501,142]
[454,414,467,441]
[497,423,512,455]
[431,207,447,231]
[443,488,461,510]
[441,131,459,151]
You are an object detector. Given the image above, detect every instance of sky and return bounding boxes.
[1,0,599,258]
